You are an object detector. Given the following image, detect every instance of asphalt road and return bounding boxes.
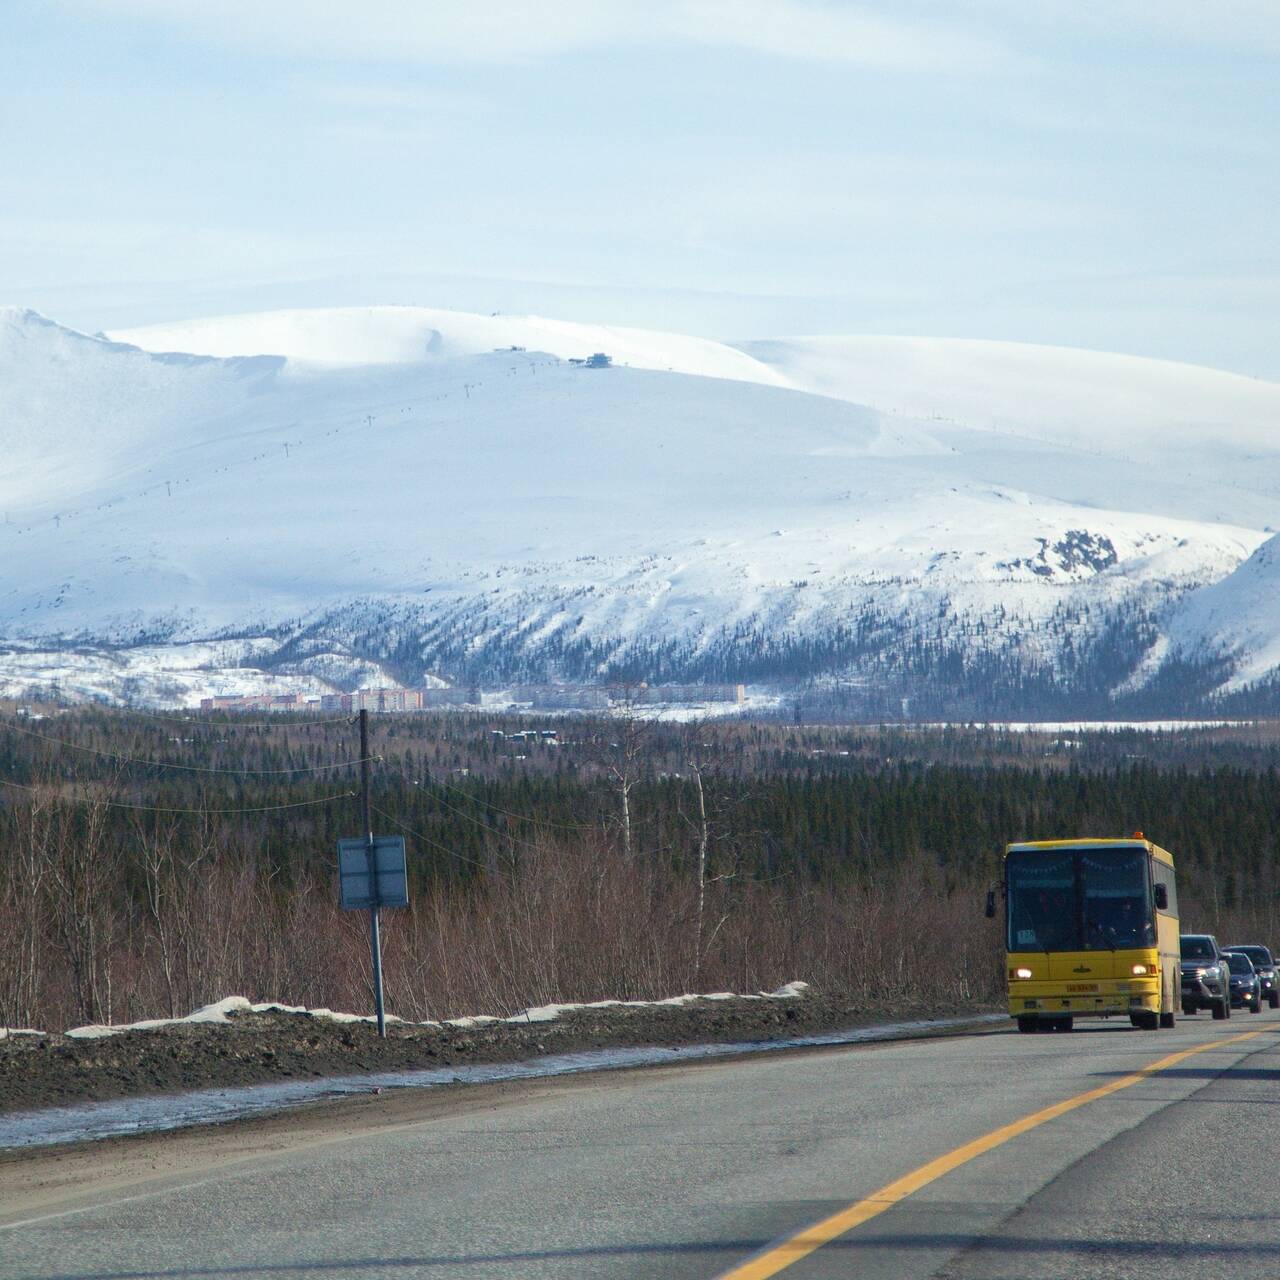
[3,1008,1278,1280]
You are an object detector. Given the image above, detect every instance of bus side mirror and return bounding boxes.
[984,889,996,919]
[1154,884,1168,910]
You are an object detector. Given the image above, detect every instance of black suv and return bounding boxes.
[1222,951,1263,1013]
[1180,933,1231,1020]
[1225,944,1280,1008]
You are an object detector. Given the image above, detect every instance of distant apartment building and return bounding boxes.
[421,687,477,707]
[349,688,423,713]
[199,693,323,713]
[510,684,610,710]
[198,679,745,716]
[633,684,746,705]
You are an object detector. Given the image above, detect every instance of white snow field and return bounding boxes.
[1168,533,1280,690]
[109,305,789,386]
[1,304,1277,707]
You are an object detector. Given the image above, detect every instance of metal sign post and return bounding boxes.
[360,709,385,1037]
[334,709,409,1039]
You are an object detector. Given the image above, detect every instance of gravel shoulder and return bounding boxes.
[0,991,994,1116]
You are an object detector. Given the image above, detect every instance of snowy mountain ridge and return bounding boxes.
[1,304,1277,715]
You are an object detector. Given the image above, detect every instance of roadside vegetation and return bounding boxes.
[2,708,1279,1032]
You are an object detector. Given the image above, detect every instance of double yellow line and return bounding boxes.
[717,1026,1272,1279]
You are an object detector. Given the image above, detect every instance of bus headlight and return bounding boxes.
[1014,967,1033,980]
[1131,963,1150,976]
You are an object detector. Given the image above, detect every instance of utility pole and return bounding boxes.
[359,709,387,1037]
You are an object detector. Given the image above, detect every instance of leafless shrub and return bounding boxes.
[4,797,1002,1030]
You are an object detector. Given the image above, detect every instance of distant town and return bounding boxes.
[197,682,747,714]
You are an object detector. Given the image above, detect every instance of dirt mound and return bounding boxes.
[0,991,984,1115]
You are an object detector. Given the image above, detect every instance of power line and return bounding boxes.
[379,758,600,836]
[378,761,593,851]
[0,775,356,816]
[2,720,374,775]
[431,772,599,835]
[121,709,357,730]
[369,803,491,870]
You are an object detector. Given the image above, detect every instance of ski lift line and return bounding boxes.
[1,720,375,775]
[368,803,491,871]
[0,775,357,815]
[8,360,569,535]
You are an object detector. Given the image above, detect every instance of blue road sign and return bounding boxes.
[338,836,409,910]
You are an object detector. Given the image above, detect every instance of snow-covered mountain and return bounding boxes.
[1,304,1276,714]
[1167,534,1280,693]
[110,305,787,386]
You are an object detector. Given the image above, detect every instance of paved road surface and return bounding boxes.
[3,1010,1278,1280]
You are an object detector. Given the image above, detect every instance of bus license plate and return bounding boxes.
[1065,983,1098,992]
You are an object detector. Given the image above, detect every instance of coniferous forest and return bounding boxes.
[3,706,1279,1032]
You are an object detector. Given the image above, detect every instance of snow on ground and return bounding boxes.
[108,305,790,386]
[909,721,1256,733]
[1167,534,1280,690]
[739,334,1280,457]
[62,984,811,1039]
[2,306,1279,701]
[0,641,379,706]
[64,997,404,1039]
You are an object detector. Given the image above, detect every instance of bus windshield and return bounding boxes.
[1007,846,1153,952]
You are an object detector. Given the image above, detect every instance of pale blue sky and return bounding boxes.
[3,2,1277,374]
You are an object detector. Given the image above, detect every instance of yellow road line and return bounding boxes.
[717,1027,1272,1279]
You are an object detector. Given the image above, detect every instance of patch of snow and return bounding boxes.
[65,997,403,1039]
[60,984,815,1040]
[909,720,1254,734]
[770,981,810,998]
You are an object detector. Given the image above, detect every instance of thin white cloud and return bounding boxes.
[78,0,1012,71]
[955,0,1280,50]
[668,0,1006,71]
[309,83,492,115]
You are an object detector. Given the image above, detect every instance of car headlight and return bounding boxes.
[1195,967,1208,977]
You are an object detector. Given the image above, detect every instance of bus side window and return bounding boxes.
[1151,858,1177,916]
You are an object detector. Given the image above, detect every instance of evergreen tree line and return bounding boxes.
[2,711,1279,1031]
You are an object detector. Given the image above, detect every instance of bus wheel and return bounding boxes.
[1130,1012,1157,1030]
[1056,1016,1074,1032]
[1016,1016,1037,1034]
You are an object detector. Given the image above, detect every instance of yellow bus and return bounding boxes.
[987,836,1179,1033]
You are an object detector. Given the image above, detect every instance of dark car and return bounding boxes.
[1222,951,1263,1013]
[1180,933,1231,1019]
[1225,944,1279,1008]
